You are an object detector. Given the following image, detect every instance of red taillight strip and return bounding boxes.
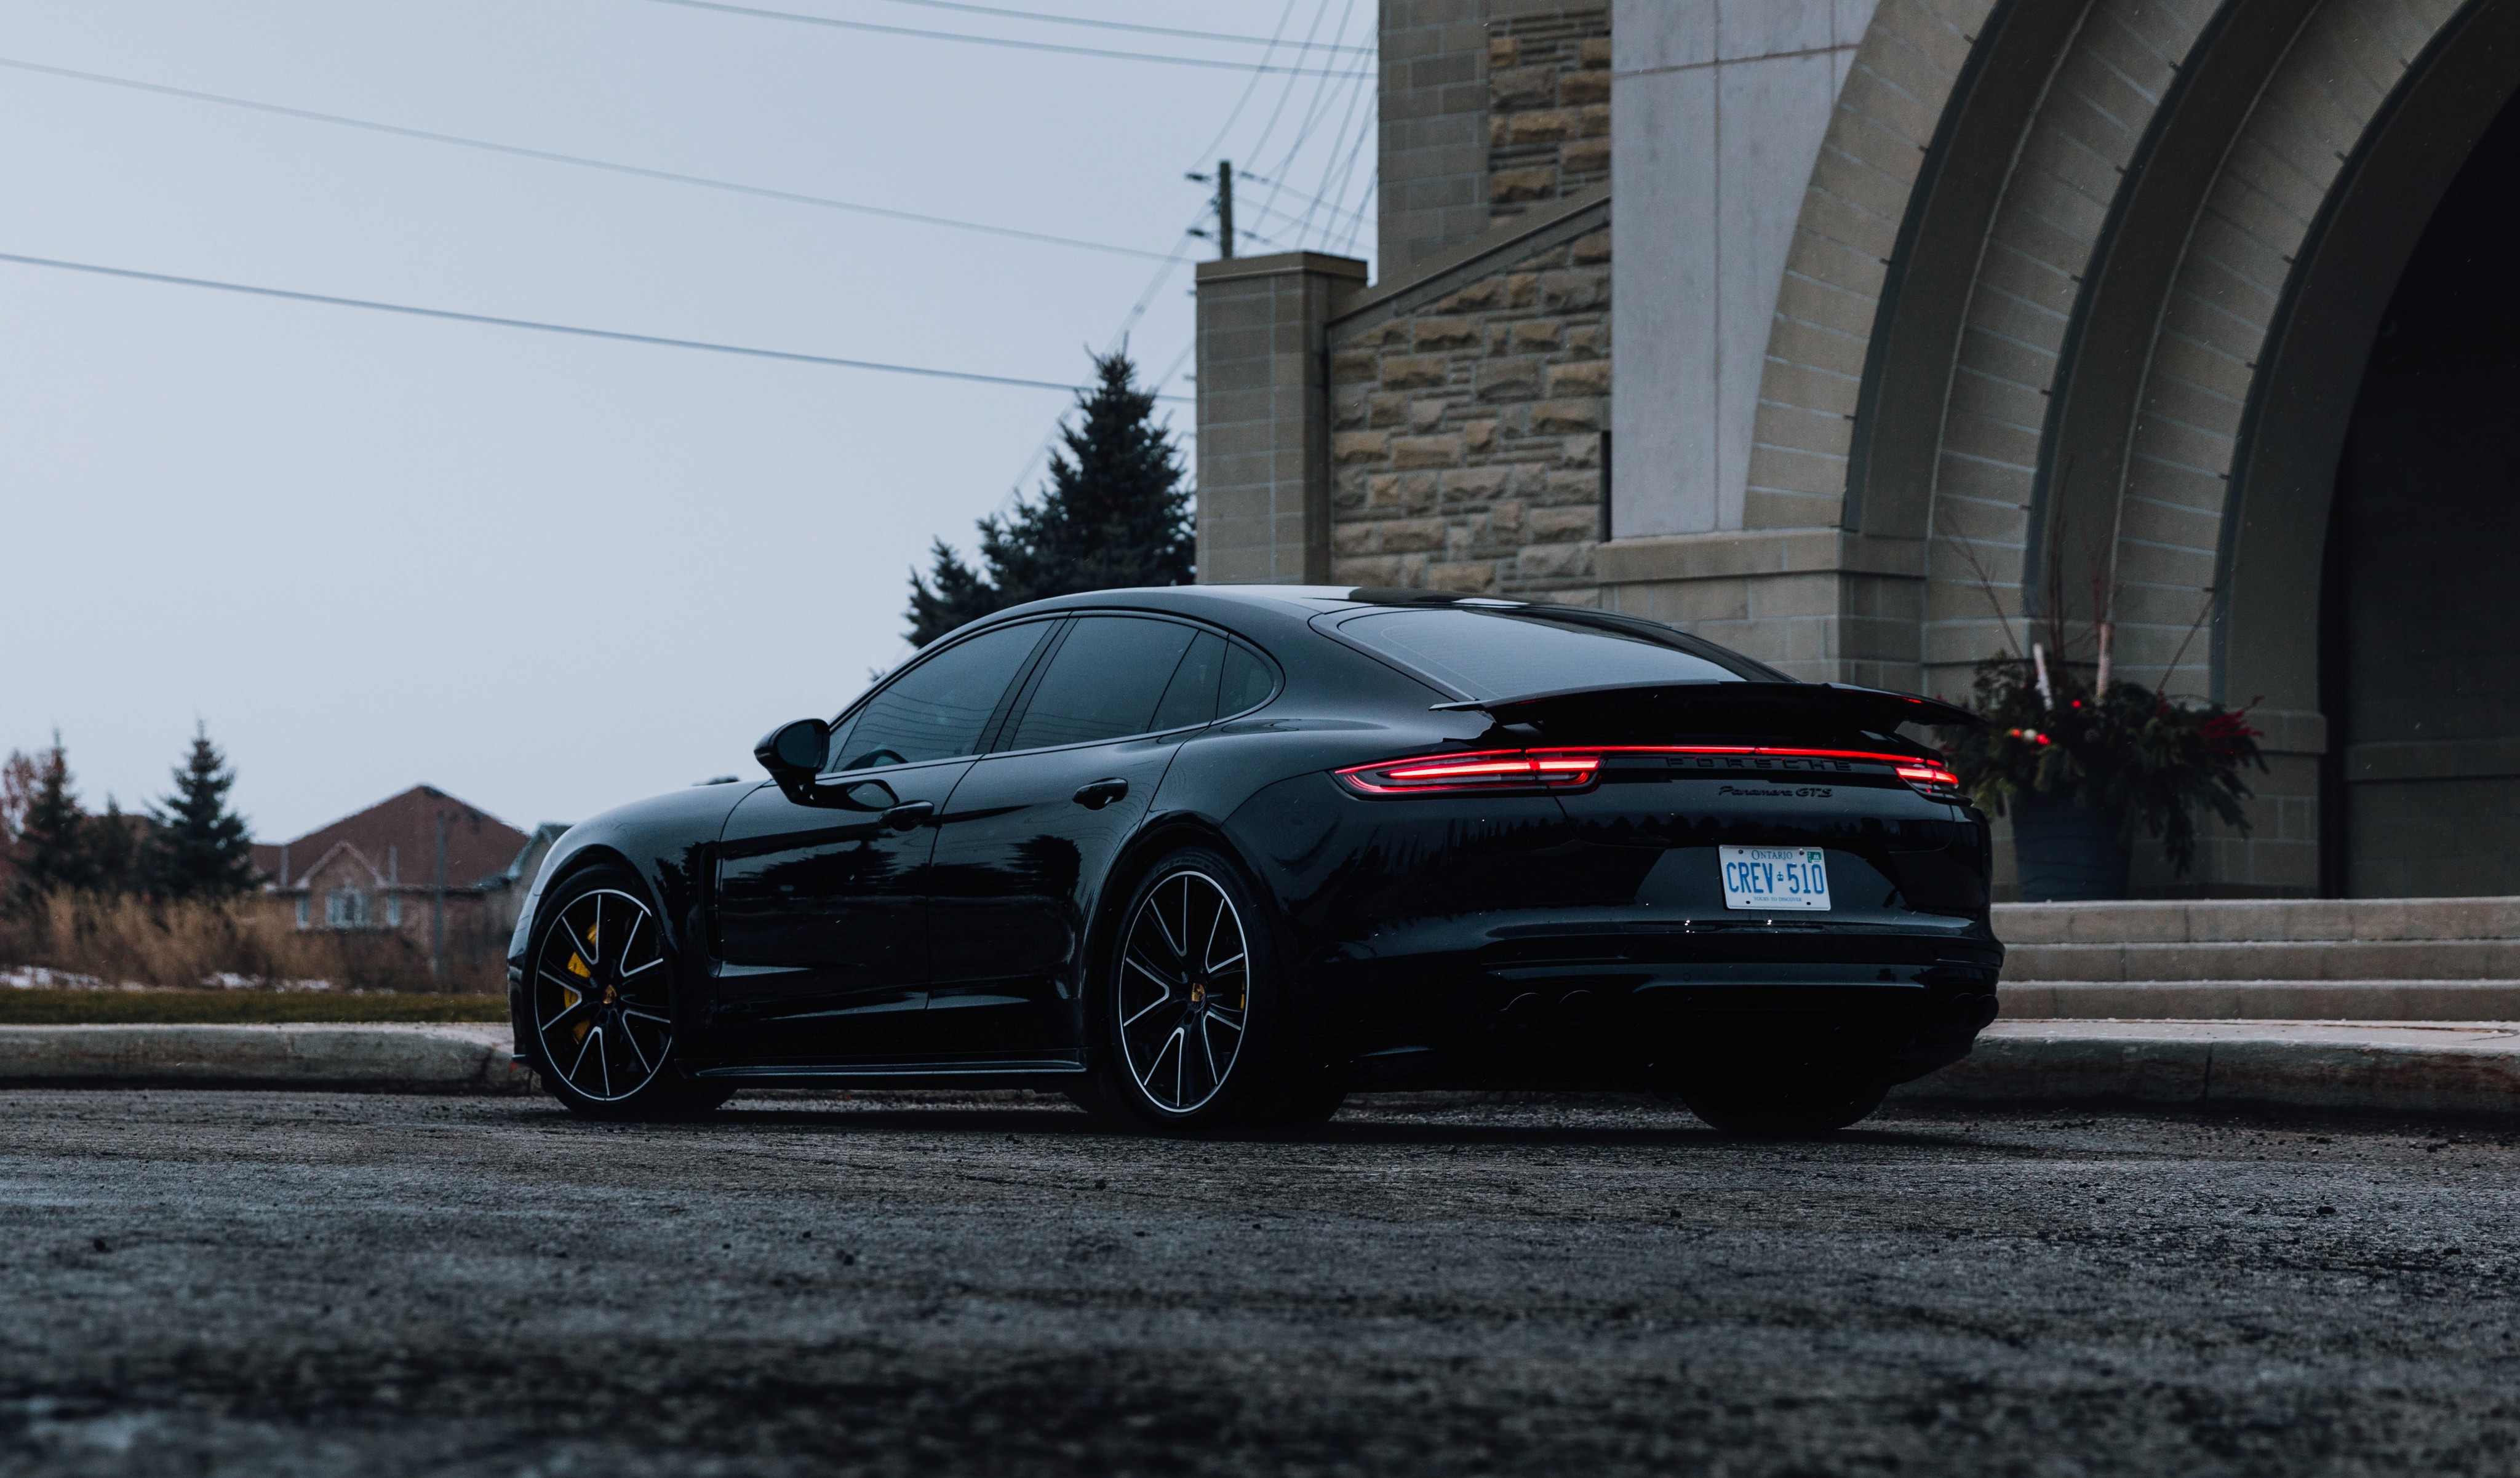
[1341,750,1604,793]
[1587,745,1929,764]
[1334,744,1956,797]
[1382,758,1554,780]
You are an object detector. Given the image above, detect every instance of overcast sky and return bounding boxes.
[0,0,1378,841]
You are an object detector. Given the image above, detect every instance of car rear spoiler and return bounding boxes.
[1432,681,1979,737]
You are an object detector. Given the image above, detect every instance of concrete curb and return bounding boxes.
[0,1023,531,1094]
[5,1020,2518,1119]
[1894,1020,2520,1118]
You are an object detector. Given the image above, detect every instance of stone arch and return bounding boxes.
[2016,0,2510,889]
[2175,0,2520,887]
[1911,0,2228,688]
[2209,0,2520,705]
[1835,0,2520,891]
[2026,0,2324,689]
[1745,0,2078,538]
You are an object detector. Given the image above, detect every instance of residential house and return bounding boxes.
[252,786,564,975]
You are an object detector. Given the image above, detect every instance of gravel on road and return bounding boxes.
[4,1088,2519,1476]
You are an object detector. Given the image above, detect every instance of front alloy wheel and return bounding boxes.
[524,873,725,1118]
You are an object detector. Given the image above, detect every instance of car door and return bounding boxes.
[712,619,1055,1060]
[923,616,1228,1052]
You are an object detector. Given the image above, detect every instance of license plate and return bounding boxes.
[1719,846,1831,912]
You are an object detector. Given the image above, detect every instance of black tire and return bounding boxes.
[517,863,732,1122]
[1679,1078,1887,1138]
[1094,846,1291,1134]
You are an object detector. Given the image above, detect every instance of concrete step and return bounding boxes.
[2001,939,2520,982]
[1999,980,2520,1021]
[1891,1019,2520,1119]
[1994,896,2520,945]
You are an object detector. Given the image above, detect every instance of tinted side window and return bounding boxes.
[827,622,1048,771]
[1009,616,1199,749]
[1219,643,1277,716]
[1149,632,1226,731]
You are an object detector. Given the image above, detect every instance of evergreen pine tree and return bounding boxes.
[146,723,257,900]
[89,798,142,894]
[15,737,96,897]
[906,349,1192,646]
[0,749,38,844]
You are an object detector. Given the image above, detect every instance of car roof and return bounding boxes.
[939,586,1791,686]
[967,585,1558,626]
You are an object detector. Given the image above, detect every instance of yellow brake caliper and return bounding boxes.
[564,920,597,1043]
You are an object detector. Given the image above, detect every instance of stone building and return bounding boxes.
[1195,0,2520,900]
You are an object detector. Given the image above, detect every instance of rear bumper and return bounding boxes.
[1294,920,2003,1091]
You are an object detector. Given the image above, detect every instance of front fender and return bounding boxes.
[504,782,761,969]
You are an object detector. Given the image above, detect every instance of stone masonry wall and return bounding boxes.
[1486,9,1611,224]
[1325,203,1612,600]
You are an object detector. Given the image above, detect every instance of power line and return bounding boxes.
[1304,77,1378,245]
[870,0,1369,52]
[1184,1,1302,173]
[1241,183,1368,234]
[1229,0,1338,182]
[1334,165,1377,257]
[995,0,1375,512]
[0,55,1173,262]
[1298,35,1377,241]
[1151,338,1195,394]
[0,249,1192,400]
[990,1,1313,515]
[635,0,1374,76]
[1252,0,1364,242]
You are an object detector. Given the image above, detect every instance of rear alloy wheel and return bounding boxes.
[1104,850,1287,1131]
[523,869,728,1120]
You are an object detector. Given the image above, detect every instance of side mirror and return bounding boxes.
[754,717,831,797]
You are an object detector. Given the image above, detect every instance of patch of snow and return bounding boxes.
[1,966,341,993]
[2,966,109,991]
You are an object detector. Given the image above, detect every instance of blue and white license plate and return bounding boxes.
[1718,845,1832,912]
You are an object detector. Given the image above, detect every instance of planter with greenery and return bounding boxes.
[1940,650,2266,901]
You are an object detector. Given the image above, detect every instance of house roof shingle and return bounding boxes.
[261,786,532,891]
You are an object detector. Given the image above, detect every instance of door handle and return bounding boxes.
[1072,777,1129,810]
[880,800,934,831]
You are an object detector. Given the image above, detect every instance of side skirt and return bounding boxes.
[690,1054,1087,1084]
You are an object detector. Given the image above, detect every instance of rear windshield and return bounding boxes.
[1334,607,1766,697]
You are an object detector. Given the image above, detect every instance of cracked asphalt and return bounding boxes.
[4,1087,2519,1476]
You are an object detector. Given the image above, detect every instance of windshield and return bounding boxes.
[1334,606,1774,698]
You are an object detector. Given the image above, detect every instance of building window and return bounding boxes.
[386,895,402,928]
[295,895,309,929]
[325,889,370,929]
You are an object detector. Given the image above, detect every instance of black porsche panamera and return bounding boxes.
[508,586,2001,1135]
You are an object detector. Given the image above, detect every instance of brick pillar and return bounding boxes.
[1194,251,1368,586]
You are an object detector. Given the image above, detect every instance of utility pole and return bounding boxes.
[1217,159,1235,260]
[432,811,449,982]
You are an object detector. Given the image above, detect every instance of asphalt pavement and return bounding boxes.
[6,1088,2519,1477]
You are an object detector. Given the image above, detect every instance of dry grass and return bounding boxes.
[0,892,506,995]
[0,988,509,1024]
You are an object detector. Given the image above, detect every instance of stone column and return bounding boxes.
[1381,0,1494,273]
[1194,252,1369,586]
[1608,0,1878,538]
